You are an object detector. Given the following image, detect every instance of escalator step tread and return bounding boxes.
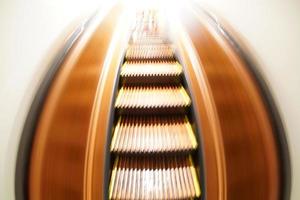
[109,9,201,200]
[109,155,201,200]
[115,85,191,109]
[125,44,174,60]
[121,61,182,77]
[131,36,167,44]
[111,115,197,153]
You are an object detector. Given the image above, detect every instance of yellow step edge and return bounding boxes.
[114,87,123,107]
[120,62,127,76]
[175,61,183,74]
[110,117,122,151]
[180,87,191,105]
[184,116,198,149]
[109,156,119,199]
[189,155,201,197]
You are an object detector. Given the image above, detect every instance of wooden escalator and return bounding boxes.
[23,4,286,200]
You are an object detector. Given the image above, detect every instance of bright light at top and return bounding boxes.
[125,0,182,11]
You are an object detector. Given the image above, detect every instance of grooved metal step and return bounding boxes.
[121,61,182,77]
[120,61,182,84]
[109,155,201,200]
[125,44,174,60]
[131,36,167,44]
[111,116,197,153]
[115,85,191,114]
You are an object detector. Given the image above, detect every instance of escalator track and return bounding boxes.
[108,10,201,200]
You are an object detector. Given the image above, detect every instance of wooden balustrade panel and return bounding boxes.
[29,5,123,200]
[177,7,280,200]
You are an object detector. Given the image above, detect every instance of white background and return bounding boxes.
[0,0,299,199]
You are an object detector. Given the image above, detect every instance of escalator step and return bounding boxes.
[109,155,201,200]
[125,44,174,60]
[120,61,182,84]
[121,61,182,77]
[111,115,197,153]
[115,85,191,114]
[131,36,166,45]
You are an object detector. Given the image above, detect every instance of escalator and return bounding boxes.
[20,3,289,200]
[108,10,201,199]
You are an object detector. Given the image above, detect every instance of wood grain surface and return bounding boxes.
[29,5,123,200]
[175,7,280,200]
